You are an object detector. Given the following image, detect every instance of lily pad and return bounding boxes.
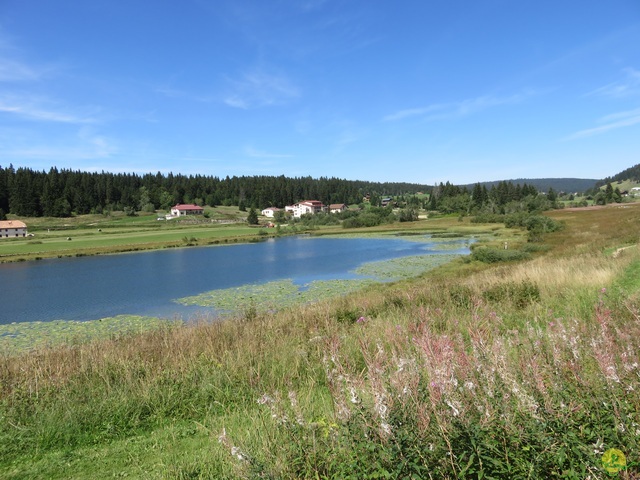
[355,253,460,280]
[0,315,176,356]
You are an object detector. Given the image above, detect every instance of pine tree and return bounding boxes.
[247,207,259,225]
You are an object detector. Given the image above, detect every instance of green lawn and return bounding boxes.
[0,209,265,260]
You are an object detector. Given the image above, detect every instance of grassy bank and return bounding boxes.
[1,205,639,478]
[0,207,268,262]
[0,207,520,263]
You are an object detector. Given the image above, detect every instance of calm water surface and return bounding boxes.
[0,235,470,324]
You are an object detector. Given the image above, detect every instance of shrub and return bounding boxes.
[396,208,418,222]
[471,247,531,263]
[471,213,505,224]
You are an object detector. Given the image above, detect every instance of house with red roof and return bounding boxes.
[0,220,28,238]
[329,203,349,213]
[170,204,204,217]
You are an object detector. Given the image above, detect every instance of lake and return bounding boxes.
[0,235,471,324]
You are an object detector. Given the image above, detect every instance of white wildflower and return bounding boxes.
[349,386,360,404]
[231,446,248,462]
[445,400,460,417]
[257,394,274,405]
[380,422,392,437]
[592,438,605,455]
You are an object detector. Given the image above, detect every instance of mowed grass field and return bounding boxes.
[0,207,264,261]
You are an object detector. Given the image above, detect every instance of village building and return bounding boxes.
[170,204,204,217]
[329,203,348,213]
[286,200,326,218]
[0,220,28,238]
[261,207,280,218]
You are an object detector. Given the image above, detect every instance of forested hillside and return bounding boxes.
[462,178,598,193]
[599,163,640,186]
[0,165,430,218]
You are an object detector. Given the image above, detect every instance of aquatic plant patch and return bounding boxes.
[355,253,460,280]
[176,279,300,312]
[174,278,376,313]
[323,231,477,245]
[175,253,462,314]
[0,315,174,355]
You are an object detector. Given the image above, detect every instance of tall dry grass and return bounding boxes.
[1,205,640,478]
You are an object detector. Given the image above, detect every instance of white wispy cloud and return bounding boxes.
[383,104,446,122]
[76,127,117,157]
[154,84,214,103]
[0,94,99,124]
[587,67,640,98]
[563,107,640,140]
[0,57,44,82]
[383,92,529,122]
[0,122,117,164]
[243,146,293,158]
[0,37,57,82]
[224,68,300,109]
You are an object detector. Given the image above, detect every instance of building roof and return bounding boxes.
[329,203,347,209]
[171,204,203,210]
[0,220,27,229]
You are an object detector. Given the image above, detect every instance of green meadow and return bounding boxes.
[1,205,639,478]
[0,207,265,262]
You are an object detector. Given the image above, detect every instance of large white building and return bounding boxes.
[286,200,325,218]
[0,220,27,238]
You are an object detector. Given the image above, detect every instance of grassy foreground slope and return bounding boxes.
[1,206,640,478]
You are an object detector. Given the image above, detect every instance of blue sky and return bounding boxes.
[1,1,639,184]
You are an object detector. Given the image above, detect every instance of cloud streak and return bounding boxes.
[563,107,640,140]
[0,94,99,124]
[0,57,44,82]
[243,146,293,158]
[224,68,300,109]
[383,92,530,122]
[587,67,640,98]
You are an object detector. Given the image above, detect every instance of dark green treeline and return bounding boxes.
[0,165,431,217]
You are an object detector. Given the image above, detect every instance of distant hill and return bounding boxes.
[460,178,598,194]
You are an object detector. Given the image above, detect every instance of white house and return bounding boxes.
[261,207,280,218]
[170,204,204,217]
[0,220,27,238]
[329,203,348,213]
[287,200,325,218]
